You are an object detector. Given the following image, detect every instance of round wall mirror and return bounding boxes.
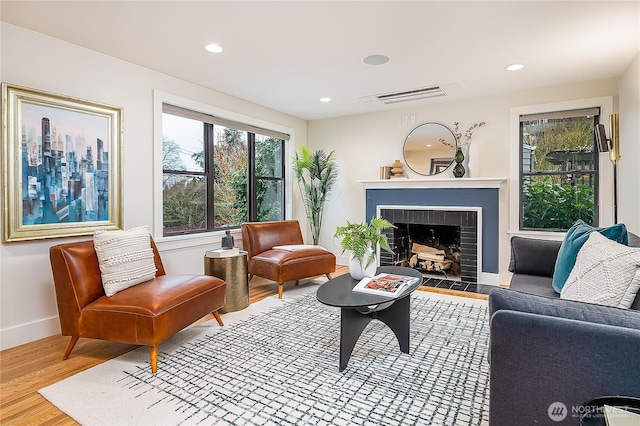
[403,123,457,175]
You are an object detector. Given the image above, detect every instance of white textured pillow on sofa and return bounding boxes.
[561,231,640,308]
[93,226,157,296]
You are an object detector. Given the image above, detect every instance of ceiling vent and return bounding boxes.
[360,85,447,104]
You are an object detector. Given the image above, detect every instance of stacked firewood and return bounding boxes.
[409,242,453,272]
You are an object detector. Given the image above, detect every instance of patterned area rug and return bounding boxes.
[40,287,490,425]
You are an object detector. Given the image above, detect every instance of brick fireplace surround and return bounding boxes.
[360,178,505,285]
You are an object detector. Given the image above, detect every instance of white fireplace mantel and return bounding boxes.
[359,177,507,190]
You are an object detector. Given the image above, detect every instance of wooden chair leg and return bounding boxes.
[278,282,284,299]
[150,345,159,374]
[212,311,224,326]
[63,336,79,360]
[325,273,332,280]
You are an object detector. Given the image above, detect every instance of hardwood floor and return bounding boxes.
[0,265,486,425]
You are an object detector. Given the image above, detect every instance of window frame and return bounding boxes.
[247,133,286,222]
[508,97,615,240]
[518,108,601,231]
[153,90,294,247]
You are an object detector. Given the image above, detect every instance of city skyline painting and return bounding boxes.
[3,84,123,242]
[21,103,110,225]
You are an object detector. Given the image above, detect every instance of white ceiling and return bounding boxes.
[2,1,639,121]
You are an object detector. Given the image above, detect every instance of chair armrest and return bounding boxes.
[490,310,640,425]
[508,236,561,277]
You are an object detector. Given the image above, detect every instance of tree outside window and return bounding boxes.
[162,107,285,236]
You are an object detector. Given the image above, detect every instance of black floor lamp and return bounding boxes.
[595,113,620,223]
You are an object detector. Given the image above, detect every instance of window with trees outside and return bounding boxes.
[520,108,600,231]
[162,104,287,236]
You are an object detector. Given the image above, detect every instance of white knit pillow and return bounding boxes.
[93,226,157,297]
[561,232,640,308]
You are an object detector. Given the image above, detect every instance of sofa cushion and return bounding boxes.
[81,274,226,343]
[93,226,158,297]
[509,274,559,298]
[560,232,640,309]
[552,220,628,293]
[250,248,336,282]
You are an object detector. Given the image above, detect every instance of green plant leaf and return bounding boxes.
[334,217,396,266]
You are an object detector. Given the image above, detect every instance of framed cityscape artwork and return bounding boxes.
[2,84,123,242]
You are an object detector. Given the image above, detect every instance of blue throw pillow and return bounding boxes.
[551,220,628,293]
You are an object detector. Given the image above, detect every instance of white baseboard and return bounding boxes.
[479,273,500,286]
[0,316,60,351]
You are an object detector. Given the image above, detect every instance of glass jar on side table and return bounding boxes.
[204,251,249,313]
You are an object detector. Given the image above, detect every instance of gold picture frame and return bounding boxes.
[2,84,123,242]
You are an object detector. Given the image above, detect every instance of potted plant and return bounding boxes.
[293,146,339,245]
[334,217,396,279]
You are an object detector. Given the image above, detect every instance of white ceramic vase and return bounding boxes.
[348,251,377,280]
[465,142,477,178]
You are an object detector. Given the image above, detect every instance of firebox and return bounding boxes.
[378,207,479,282]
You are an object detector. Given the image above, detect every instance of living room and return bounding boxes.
[1,1,639,424]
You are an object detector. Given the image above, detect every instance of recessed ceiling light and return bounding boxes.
[362,54,390,66]
[506,63,525,71]
[205,44,223,53]
[319,97,331,103]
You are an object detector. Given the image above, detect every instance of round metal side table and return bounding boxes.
[204,251,249,313]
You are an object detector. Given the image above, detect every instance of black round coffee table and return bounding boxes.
[316,266,423,371]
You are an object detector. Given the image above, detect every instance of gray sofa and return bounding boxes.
[488,231,640,425]
[507,232,640,309]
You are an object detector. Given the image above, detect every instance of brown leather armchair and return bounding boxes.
[49,238,226,373]
[241,220,336,298]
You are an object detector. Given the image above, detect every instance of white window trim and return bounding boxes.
[152,90,294,250]
[508,96,614,240]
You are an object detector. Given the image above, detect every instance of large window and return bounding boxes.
[162,105,286,236]
[520,108,600,231]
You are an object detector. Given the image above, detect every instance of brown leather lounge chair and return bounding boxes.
[241,220,336,299]
[49,238,226,373]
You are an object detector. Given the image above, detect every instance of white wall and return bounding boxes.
[1,21,637,351]
[308,78,623,284]
[618,52,640,233]
[0,23,308,350]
